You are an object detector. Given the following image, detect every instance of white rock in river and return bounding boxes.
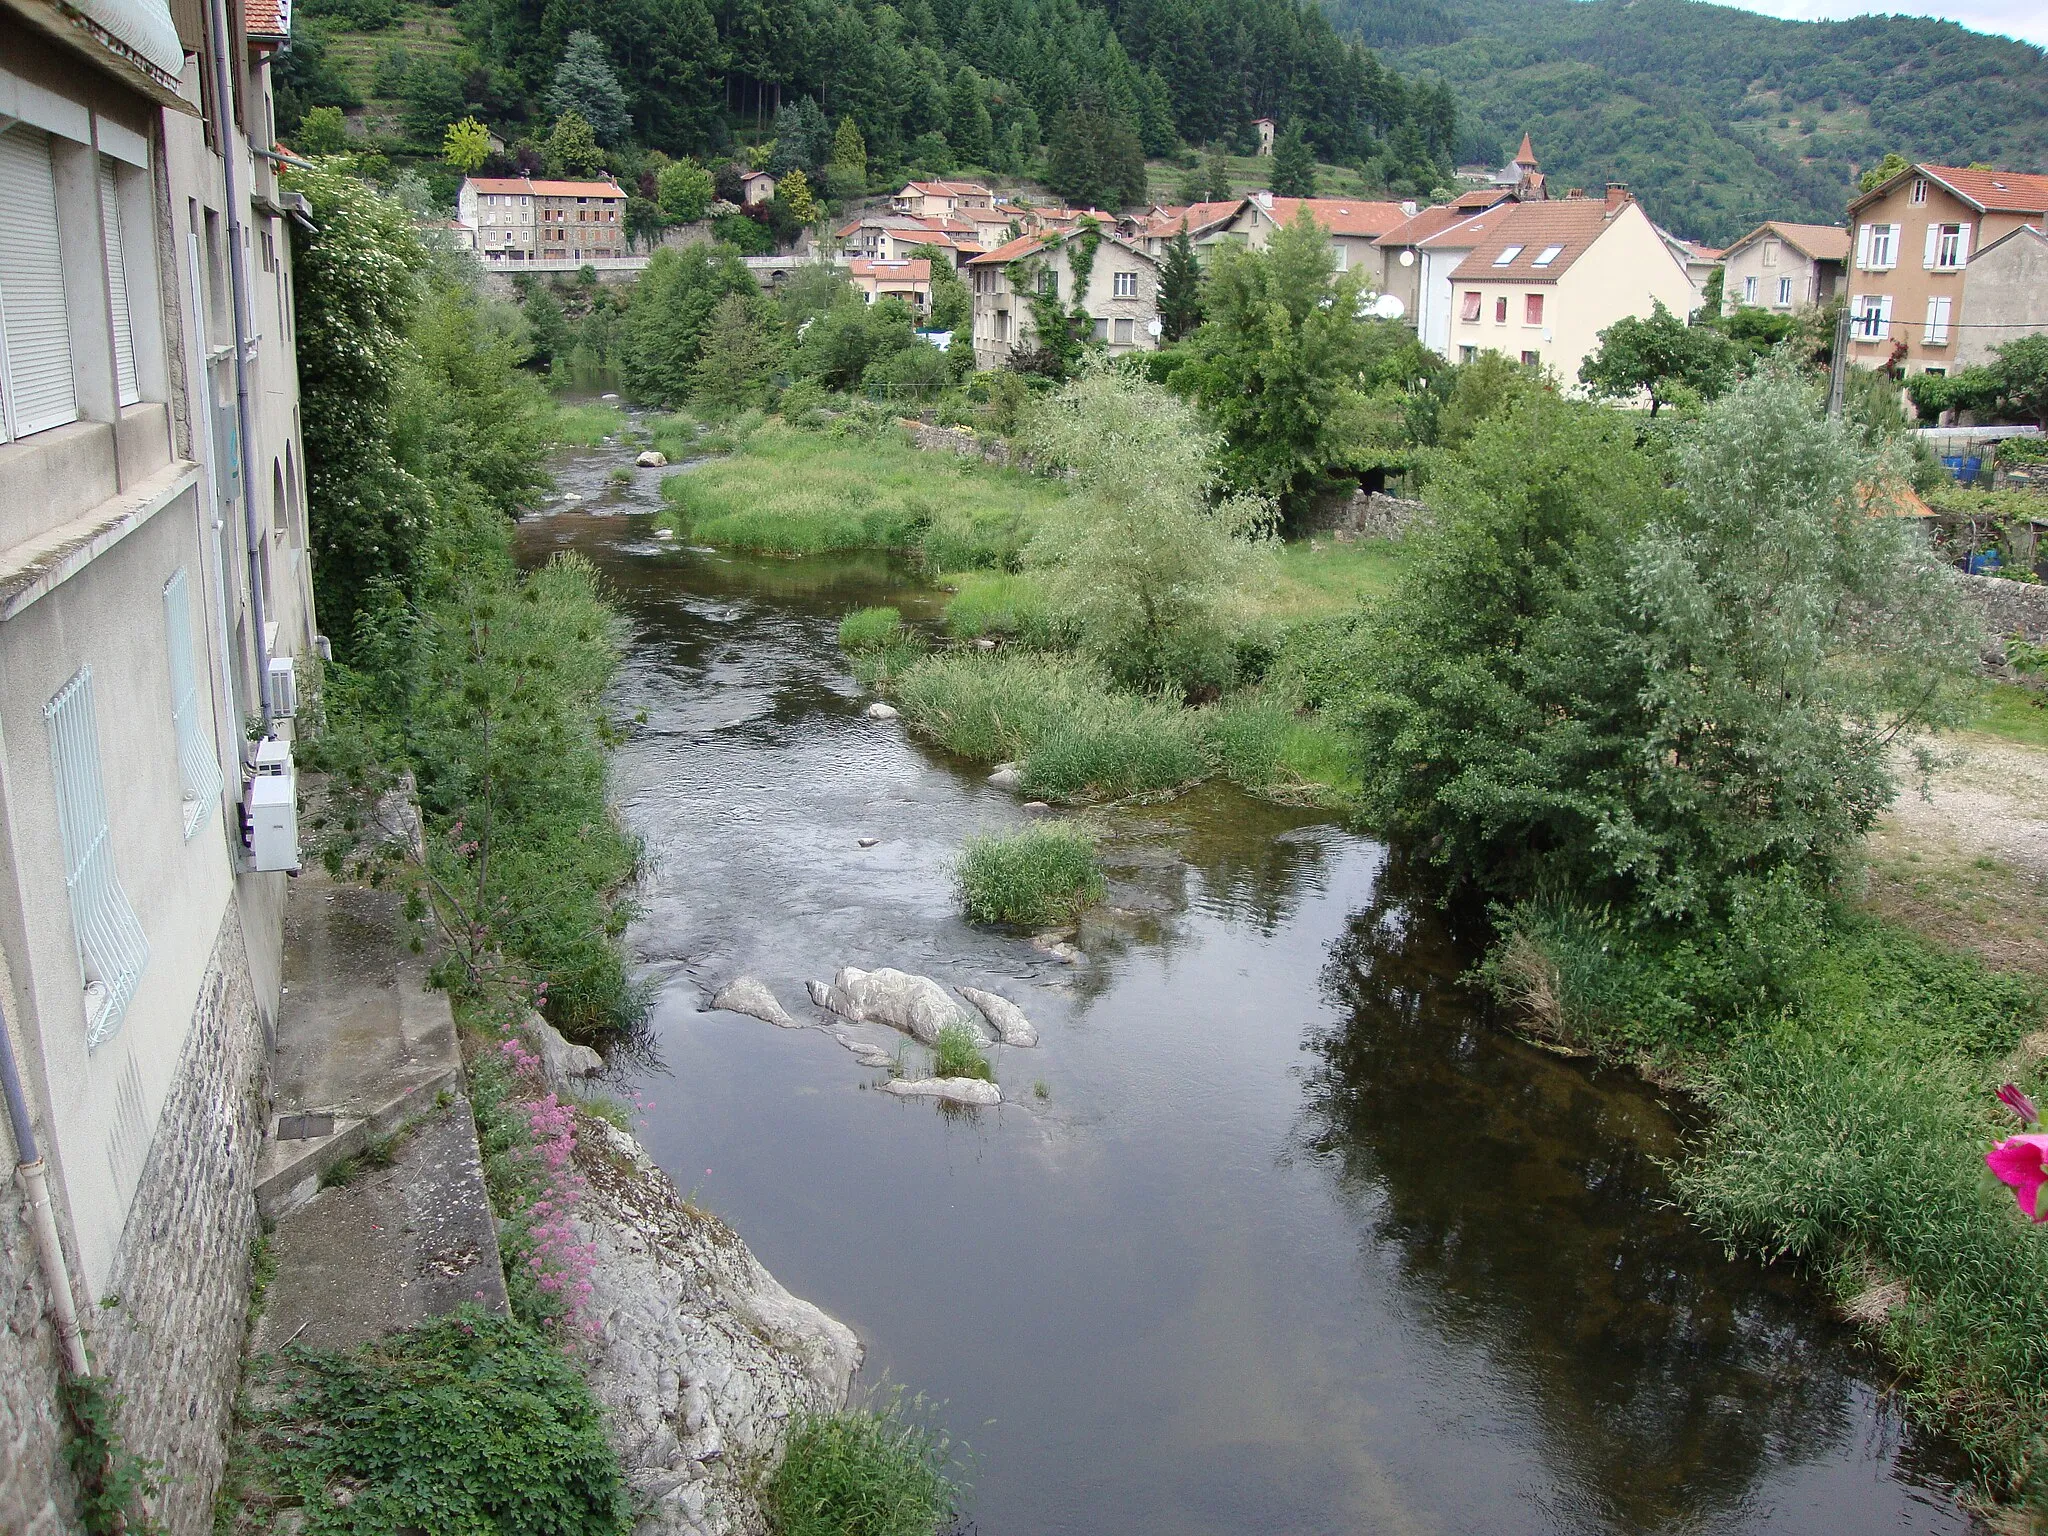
[987,766,1023,792]
[637,450,669,468]
[881,1077,1001,1106]
[711,977,801,1030]
[805,967,984,1046]
[1031,932,1083,965]
[518,1008,604,1089]
[865,701,899,720]
[573,1119,859,1536]
[956,985,1038,1046]
[831,1028,895,1068]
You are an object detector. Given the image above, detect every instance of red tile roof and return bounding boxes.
[901,180,994,199]
[465,176,624,199]
[967,233,1058,266]
[1140,200,1246,237]
[245,0,289,39]
[1377,202,1494,250]
[1413,200,1523,252]
[1725,221,1848,263]
[1920,165,2048,215]
[1253,196,1412,238]
[851,258,931,282]
[1445,197,1642,283]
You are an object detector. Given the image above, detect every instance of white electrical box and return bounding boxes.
[268,656,299,719]
[244,738,299,872]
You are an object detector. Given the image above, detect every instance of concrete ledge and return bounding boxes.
[0,456,202,620]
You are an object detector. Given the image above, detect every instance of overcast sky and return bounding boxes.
[1704,0,2048,48]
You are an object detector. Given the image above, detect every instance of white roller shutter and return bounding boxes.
[0,128,77,438]
[99,157,138,407]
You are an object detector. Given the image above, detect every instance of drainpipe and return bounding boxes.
[204,0,272,734]
[0,1002,86,1376]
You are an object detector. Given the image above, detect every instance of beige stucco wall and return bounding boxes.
[1445,202,1698,387]
[1722,239,1830,312]
[970,240,1159,370]
[1957,232,2048,369]
[1847,177,2041,376]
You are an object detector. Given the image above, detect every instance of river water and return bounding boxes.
[519,422,1981,1536]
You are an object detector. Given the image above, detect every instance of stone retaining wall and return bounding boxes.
[903,420,1018,468]
[1961,571,2048,645]
[0,906,265,1536]
[1304,490,1427,540]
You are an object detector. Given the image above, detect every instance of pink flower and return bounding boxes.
[1986,1134,2048,1222]
[1996,1083,2039,1128]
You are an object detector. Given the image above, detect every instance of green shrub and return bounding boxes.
[550,402,625,448]
[762,1397,958,1536]
[957,823,1104,925]
[838,606,907,651]
[931,1020,996,1080]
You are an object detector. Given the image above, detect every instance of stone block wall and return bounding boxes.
[1305,490,1426,540]
[1961,571,2048,646]
[0,905,266,1536]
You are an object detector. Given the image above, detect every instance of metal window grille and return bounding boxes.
[44,667,149,1046]
[163,569,223,835]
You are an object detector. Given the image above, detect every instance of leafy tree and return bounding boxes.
[623,196,664,252]
[795,295,916,391]
[544,112,605,179]
[521,284,571,368]
[400,56,469,145]
[1022,362,1273,696]
[1157,224,1203,341]
[910,244,970,333]
[618,244,760,405]
[272,19,357,136]
[863,340,953,398]
[1271,123,1317,197]
[546,31,632,146]
[711,210,776,255]
[692,292,783,412]
[296,105,353,157]
[1045,99,1146,210]
[776,168,820,225]
[655,158,713,221]
[1579,301,1737,416]
[1993,334,2048,428]
[1858,151,1912,193]
[1434,349,1540,448]
[443,116,491,173]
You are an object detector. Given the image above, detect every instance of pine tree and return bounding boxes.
[544,112,605,178]
[948,70,996,167]
[691,292,782,411]
[777,167,820,224]
[769,98,832,179]
[1271,123,1316,198]
[1158,225,1203,341]
[546,31,631,146]
[1047,99,1146,211]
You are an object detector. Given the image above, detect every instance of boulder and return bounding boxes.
[880,1077,1001,1106]
[956,986,1037,1047]
[987,766,1023,792]
[636,450,669,468]
[1021,800,1051,814]
[857,837,880,848]
[710,978,801,1030]
[1031,932,1083,965]
[519,1009,603,1090]
[805,967,984,1046]
[830,1028,895,1068]
[865,702,899,720]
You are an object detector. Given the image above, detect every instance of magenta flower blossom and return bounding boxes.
[1986,1134,2048,1222]
[1995,1082,2040,1127]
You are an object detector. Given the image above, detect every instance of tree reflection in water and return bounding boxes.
[1296,855,1966,1528]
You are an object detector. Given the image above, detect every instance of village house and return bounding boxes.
[0,0,321,1529]
[1228,192,1415,286]
[848,256,933,315]
[1719,221,1848,314]
[1374,187,1516,331]
[739,168,776,206]
[835,210,985,264]
[1409,195,1530,355]
[1956,224,2048,369]
[966,229,1160,371]
[891,178,995,219]
[458,174,627,263]
[1442,186,1699,382]
[1660,232,1724,307]
[1845,162,2048,376]
[1129,198,1248,259]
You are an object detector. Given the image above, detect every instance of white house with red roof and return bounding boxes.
[892,179,996,219]
[966,229,1160,371]
[848,257,933,314]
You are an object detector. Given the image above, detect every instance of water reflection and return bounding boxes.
[1298,858,1968,1529]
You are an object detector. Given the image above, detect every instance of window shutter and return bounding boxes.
[1878,294,1894,328]
[1923,222,1939,269]
[1955,223,1972,265]
[163,569,223,836]
[0,128,78,438]
[1855,223,1871,267]
[99,158,139,407]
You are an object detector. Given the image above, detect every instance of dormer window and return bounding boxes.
[1532,245,1562,267]
[1493,244,1523,266]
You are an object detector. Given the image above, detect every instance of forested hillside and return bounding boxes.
[280,0,1459,204]
[1324,0,2048,243]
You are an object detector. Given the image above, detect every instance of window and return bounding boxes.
[1524,293,1543,325]
[0,127,78,440]
[45,667,149,1046]
[1112,270,1138,298]
[1493,244,1523,266]
[1114,317,1135,344]
[1851,294,1891,341]
[1038,268,1057,296]
[163,569,223,836]
[1762,240,1779,267]
[1532,245,1563,268]
[1459,345,1476,363]
[1520,350,1539,366]
[1777,276,1792,306]
[1460,291,1481,323]
[1911,178,1927,204]
[1924,294,1951,345]
[1743,275,1758,303]
[1927,222,1968,268]
[1859,222,1898,269]
[98,156,139,407]
[1091,317,1108,341]
[1494,296,1508,323]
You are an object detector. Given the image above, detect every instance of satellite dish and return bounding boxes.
[1146,317,1163,337]
[1370,293,1407,320]
[1398,249,1416,267]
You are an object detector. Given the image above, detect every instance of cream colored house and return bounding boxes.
[1719,221,1847,314]
[849,256,932,315]
[891,179,994,219]
[1228,192,1413,286]
[1957,225,2048,369]
[966,229,1160,371]
[1442,187,1698,383]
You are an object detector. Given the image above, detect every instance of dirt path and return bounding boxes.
[1863,733,2048,975]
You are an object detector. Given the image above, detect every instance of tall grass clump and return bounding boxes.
[839,606,906,651]
[957,823,1105,925]
[931,1021,995,1081]
[939,571,1071,648]
[1200,697,1360,799]
[836,606,926,689]
[762,1396,959,1536]
[551,401,627,447]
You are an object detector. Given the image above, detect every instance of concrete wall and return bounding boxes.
[1722,240,1827,312]
[1957,229,2048,369]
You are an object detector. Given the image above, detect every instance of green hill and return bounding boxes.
[1323,0,2048,244]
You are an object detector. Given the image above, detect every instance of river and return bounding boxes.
[518,418,1982,1536]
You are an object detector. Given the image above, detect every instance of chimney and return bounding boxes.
[1605,183,1631,212]
[1400,199,1418,216]
[1253,190,1274,210]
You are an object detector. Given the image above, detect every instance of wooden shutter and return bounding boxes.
[1855,223,1871,268]
[1923,222,1939,269]
[100,157,139,407]
[1955,223,1972,266]
[0,128,78,438]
